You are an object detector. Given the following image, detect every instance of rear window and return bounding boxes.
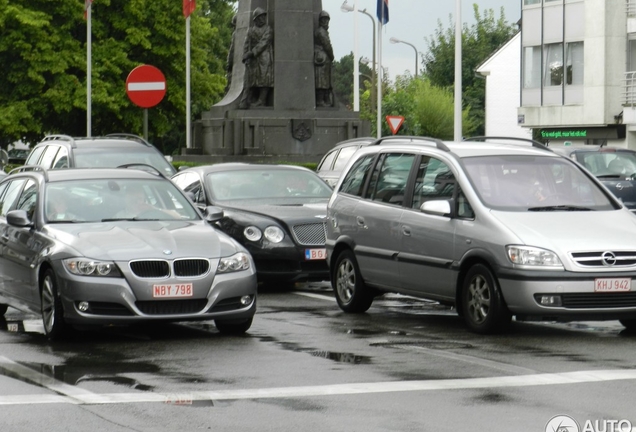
[73,147,176,176]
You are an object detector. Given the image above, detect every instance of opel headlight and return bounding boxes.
[63,258,122,277]
[507,246,563,269]
[264,226,284,243]
[217,252,251,273]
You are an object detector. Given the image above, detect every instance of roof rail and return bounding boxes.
[106,133,153,147]
[41,134,75,148]
[372,135,451,152]
[8,165,49,182]
[463,136,551,151]
[116,163,165,178]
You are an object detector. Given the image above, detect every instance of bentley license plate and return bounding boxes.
[153,283,193,298]
[305,248,327,260]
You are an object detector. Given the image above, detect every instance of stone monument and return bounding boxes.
[181,0,370,164]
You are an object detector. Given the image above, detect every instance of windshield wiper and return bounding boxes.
[528,205,594,212]
[47,220,81,223]
[101,218,135,222]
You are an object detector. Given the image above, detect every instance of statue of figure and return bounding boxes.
[224,14,237,93]
[314,10,334,107]
[239,7,274,109]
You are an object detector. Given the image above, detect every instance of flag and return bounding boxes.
[183,0,196,18]
[83,0,92,20]
[377,0,389,25]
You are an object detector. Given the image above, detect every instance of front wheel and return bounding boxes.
[332,249,373,313]
[215,317,253,335]
[41,269,69,340]
[461,264,511,334]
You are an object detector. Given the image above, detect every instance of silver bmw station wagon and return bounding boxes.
[326,136,636,334]
[0,167,257,339]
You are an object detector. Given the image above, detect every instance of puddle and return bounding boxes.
[259,336,371,364]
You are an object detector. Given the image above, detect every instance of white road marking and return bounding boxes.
[294,292,336,302]
[1,368,636,406]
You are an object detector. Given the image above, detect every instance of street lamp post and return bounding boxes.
[389,37,419,78]
[341,1,376,111]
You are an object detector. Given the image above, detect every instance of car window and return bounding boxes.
[411,157,456,209]
[456,187,475,219]
[0,179,26,217]
[173,172,205,203]
[317,149,338,171]
[25,146,46,166]
[39,145,61,169]
[332,146,359,171]
[16,179,38,220]
[52,147,69,169]
[463,155,616,211]
[339,154,375,197]
[366,153,415,206]
[73,147,176,176]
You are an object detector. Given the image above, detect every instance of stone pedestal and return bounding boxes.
[181,0,370,164]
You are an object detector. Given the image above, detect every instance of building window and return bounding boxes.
[565,42,583,85]
[523,0,540,5]
[544,43,564,86]
[523,46,542,88]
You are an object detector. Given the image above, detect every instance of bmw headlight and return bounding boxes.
[264,226,284,243]
[63,258,122,277]
[244,226,262,242]
[506,246,563,268]
[217,252,251,273]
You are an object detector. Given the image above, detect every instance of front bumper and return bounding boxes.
[498,268,636,322]
[246,243,329,283]
[54,262,257,325]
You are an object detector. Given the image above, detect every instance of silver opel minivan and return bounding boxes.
[326,136,636,334]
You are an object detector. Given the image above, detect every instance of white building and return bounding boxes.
[517,0,629,147]
[476,32,532,140]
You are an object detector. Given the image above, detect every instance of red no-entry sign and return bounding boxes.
[126,65,166,108]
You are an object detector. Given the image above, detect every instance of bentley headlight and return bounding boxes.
[244,226,262,242]
[63,258,122,277]
[264,226,284,243]
[217,252,251,273]
[507,246,563,268]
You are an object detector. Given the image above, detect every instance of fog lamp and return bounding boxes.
[78,301,90,312]
[240,295,253,306]
[536,295,562,307]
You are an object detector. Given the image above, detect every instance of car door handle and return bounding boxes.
[402,226,411,236]
[356,216,367,229]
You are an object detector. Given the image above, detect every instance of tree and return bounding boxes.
[381,75,475,139]
[331,53,373,110]
[0,0,236,154]
[423,4,517,136]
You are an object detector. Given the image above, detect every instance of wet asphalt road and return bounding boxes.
[1,281,636,432]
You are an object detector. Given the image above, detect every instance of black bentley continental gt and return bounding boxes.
[172,164,333,286]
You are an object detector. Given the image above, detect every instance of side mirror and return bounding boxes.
[205,206,224,222]
[7,209,33,227]
[420,199,453,217]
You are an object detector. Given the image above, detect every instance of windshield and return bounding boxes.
[73,147,176,176]
[45,178,199,223]
[577,151,636,178]
[205,169,333,201]
[462,155,617,211]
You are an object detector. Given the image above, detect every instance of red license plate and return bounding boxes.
[305,248,327,260]
[594,278,631,292]
[153,283,193,298]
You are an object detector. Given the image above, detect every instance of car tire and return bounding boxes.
[215,317,253,335]
[332,249,374,313]
[41,269,69,340]
[619,319,636,331]
[461,264,512,334]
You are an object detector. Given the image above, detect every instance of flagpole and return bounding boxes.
[454,0,462,141]
[353,0,360,112]
[186,15,192,149]
[87,2,92,137]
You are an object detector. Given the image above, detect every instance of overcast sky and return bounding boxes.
[322,0,521,81]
